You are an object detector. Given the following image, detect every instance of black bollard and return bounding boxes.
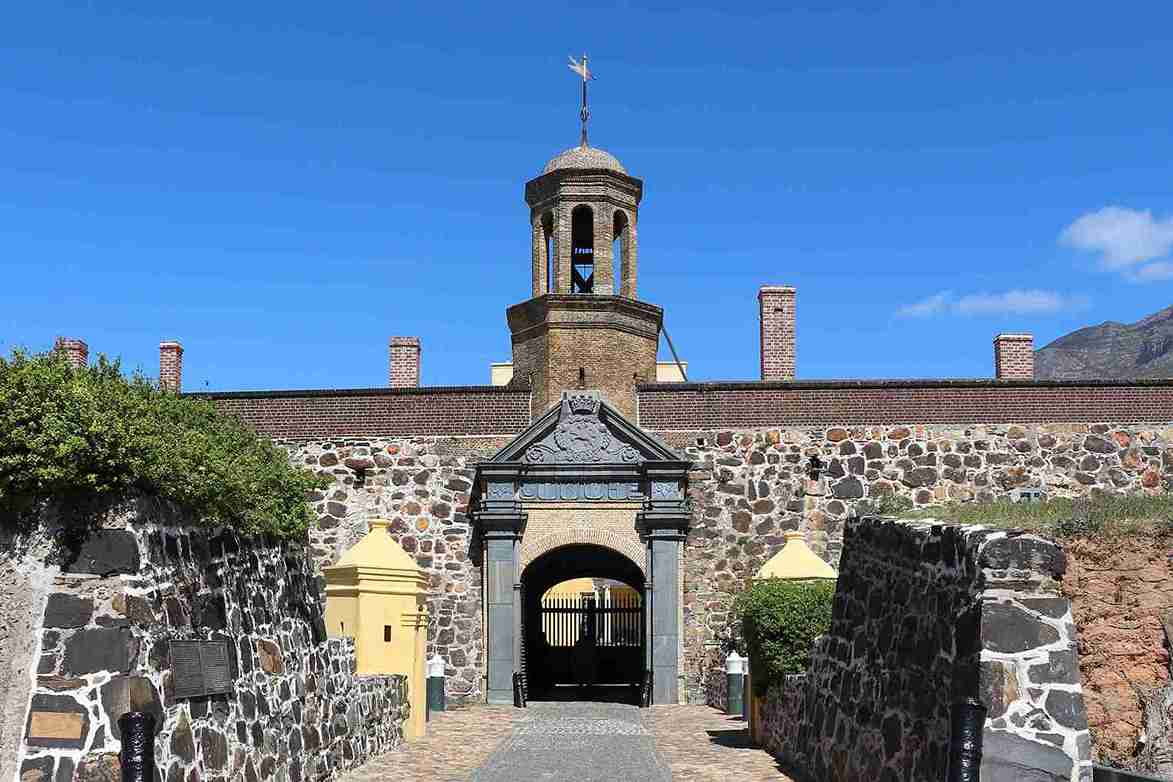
[945,697,986,782]
[118,712,156,782]
[512,672,527,708]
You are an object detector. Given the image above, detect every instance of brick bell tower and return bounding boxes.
[508,73,663,418]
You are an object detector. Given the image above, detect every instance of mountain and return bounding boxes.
[1036,305,1173,380]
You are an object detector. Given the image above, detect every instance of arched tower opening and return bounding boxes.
[570,205,595,294]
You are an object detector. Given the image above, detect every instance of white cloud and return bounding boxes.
[1131,261,1173,282]
[896,291,953,318]
[897,289,1087,318]
[1060,206,1173,270]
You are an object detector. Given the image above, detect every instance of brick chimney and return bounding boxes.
[388,337,421,388]
[160,341,184,392]
[54,337,88,369]
[759,286,796,381]
[994,333,1034,380]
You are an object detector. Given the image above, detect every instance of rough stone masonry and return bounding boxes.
[12,497,408,782]
[759,516,1091,782]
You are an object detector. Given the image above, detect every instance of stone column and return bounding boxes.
[475,477,526,705]
[638,474,690,705]
[648,531,682,704]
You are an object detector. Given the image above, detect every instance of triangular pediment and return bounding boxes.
[489,390,680,464]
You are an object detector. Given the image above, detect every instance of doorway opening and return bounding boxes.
[521,543,645,703]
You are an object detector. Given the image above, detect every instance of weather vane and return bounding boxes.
[568,54,594,147]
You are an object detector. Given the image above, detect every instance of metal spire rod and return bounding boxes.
[568,54,592,147]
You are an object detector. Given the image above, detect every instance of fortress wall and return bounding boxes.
[637,380,1173,429]
[759,517,1089,782]
[665,422,1173,704]
[13,497,406,782]
[281,435,508,705]
[200,385,531,439]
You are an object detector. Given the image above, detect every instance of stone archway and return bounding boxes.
[520,526,647,576]
[471,391,691,705]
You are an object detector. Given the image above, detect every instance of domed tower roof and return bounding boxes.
[542,144,627,176]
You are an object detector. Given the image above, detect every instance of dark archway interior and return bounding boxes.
[521,544,645,703]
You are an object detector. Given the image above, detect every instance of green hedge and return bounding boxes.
[0,349,328,538]
[735,578,836,695]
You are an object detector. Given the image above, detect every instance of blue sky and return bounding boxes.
[3,2,1173,390]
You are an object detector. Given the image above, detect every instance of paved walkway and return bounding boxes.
[341,702,793,782]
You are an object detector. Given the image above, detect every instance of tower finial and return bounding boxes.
[568,54,592,147]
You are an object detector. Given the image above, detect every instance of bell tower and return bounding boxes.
[508,140,662,418]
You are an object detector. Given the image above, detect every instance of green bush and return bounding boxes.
[735,578,836,695]
[0,349,328,538]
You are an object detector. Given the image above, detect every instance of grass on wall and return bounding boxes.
[860,493,1173,539]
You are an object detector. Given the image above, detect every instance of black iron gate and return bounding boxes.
[536,593,643,687]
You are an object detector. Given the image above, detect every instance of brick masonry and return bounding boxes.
[388,337,421,388]
[995,333,1035,380]
[636,380,1173,429]
[759,517,1091,782]
[758,286,795,382]
[53,337,88,369]
[197,386,531,439]
[159,341,183,392]
[507,294,661,418]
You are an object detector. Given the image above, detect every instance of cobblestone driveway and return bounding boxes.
[340,703,793,782]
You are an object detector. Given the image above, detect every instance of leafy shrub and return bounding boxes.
[0,349,327,537]
[735,578,836,695]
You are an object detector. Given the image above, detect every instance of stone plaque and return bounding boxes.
[28,711,85,741]
[25,693,89,748]
[170,640,234,699]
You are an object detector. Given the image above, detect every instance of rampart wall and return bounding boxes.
[11,497,407,782]
[759,517,1090,782]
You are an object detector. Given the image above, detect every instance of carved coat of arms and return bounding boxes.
[524,392,641,464]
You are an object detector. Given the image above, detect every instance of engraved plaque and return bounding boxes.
[170,640,234,699]
[29,712,85,741]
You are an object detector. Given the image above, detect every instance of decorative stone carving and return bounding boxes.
[651,481,680,500]
[485,482,514,500]
[523,392,641,464]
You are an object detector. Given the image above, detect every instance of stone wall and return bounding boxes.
[1062,535,1173,767]
[286,435,509,704]
[14,498,408,781]
[757,517,1091,782]
[658,423,1173,703]
[0,528,55,782]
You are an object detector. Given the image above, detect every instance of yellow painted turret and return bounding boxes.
[323,518,429,739]
[754,530,838,581]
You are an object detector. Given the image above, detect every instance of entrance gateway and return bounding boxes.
[471,390,691,705]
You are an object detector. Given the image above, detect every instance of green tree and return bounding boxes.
[0,349,327,537]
